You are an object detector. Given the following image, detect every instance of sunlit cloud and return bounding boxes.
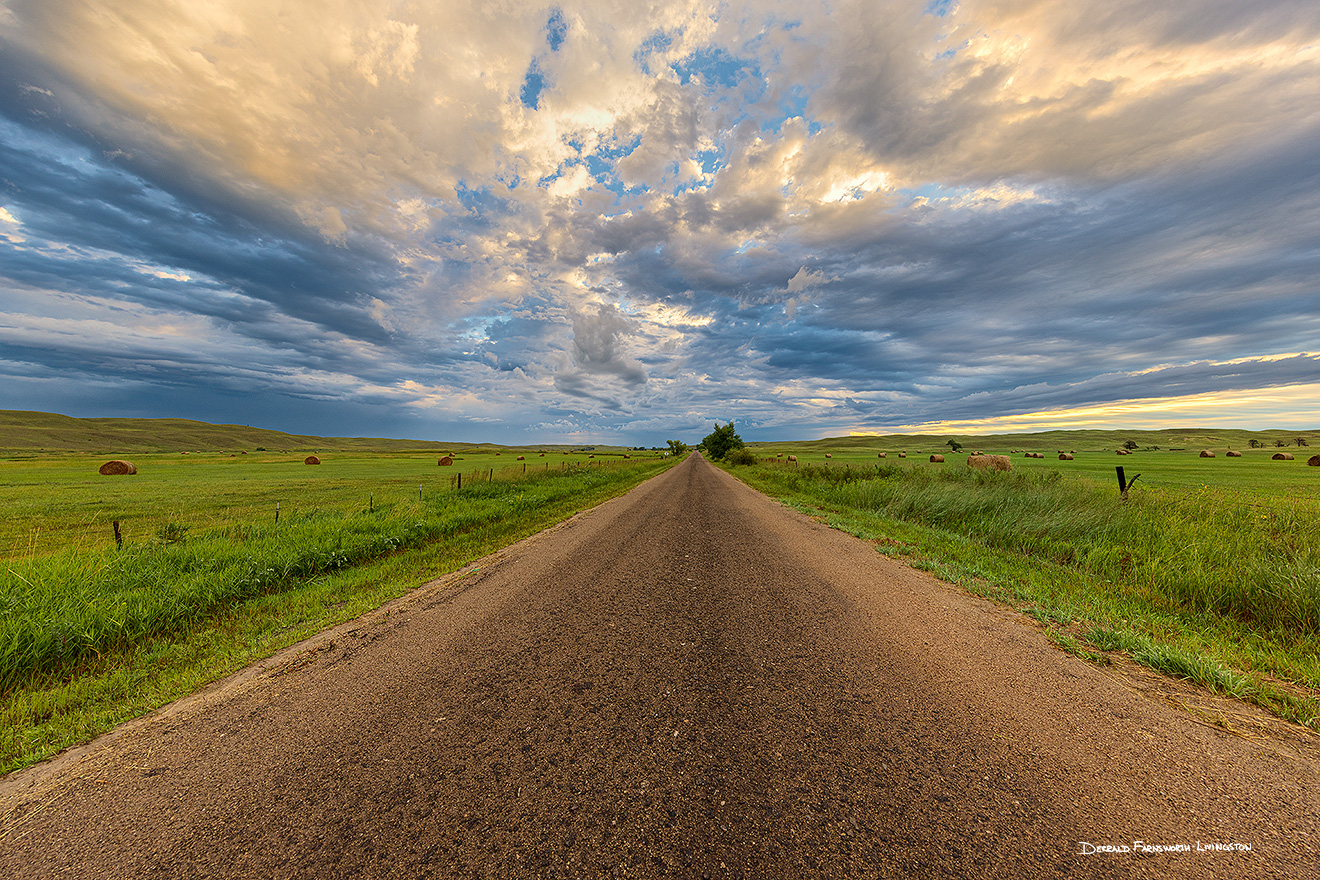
[868,383,1320,436]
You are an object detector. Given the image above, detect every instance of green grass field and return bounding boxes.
[1,448,648,558]
[723,438,1320,733]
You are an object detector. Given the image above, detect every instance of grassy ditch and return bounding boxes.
[726,460,1320,731]
[1,457,674,774]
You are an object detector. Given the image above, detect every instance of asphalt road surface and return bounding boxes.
[2,453,1316,878]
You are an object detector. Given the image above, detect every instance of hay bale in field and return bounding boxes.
[438,456,454,466]
[517,455,525,461]
[304,455,321,465]
[967,454,1012,471]
[1200,450,1215,458]
[787,455,797,462]
[825,453,832,458]
[877,452,886,458]
[973,450,984,456]
[98,460,137,475]
[1308,454,1320,466]
[929,454,945,463]
[1273,452,1294,460]
[539,452,545,457]
[777,453,783,458]
[1226,451,1242,457]
[1059,453,1074,460]
[898,452,906,458]
[1116,449,1129,455]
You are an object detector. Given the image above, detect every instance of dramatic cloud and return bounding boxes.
[2,0,1318,442]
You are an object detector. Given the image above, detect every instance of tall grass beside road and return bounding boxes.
[1,457,674,773]
[730,461,1320,730]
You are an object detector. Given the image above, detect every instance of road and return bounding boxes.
[2,453,1316,878]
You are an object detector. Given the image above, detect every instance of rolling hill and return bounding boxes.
[0,410,467,454]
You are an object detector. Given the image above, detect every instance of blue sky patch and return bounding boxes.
[545,9,567,52]
[519,62,546,109]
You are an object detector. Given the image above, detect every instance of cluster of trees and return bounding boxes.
[699,422,745,460]
[1247,438,1309,448]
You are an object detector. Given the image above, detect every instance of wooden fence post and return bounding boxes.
[1116,466,1140,499]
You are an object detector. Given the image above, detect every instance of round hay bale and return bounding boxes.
[438,456,454,466]
[777,453,783,458]
[825,453,832,458]
[973,450,984,456]
[539,452,545,457]
[1226,451,1242,457]
[929,454,945,463]
[98,460,137,475]
[967,454,1012,472]
[1116,449,1129,455]
[304,455,321,465]
[1272,452,1295,460]
[1059,453,1074,460]
[1308,454,1320,466]
[516,455,525,461]
[1199,450,1215,458]
[787,455,797,462]
[877,452,886,458]
[898,452,906,458]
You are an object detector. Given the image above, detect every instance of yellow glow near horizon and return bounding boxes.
[853,384,1320,436]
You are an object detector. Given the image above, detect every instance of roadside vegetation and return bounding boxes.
[1,447,675,774]
[721,440,1320,733]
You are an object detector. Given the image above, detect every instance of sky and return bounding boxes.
[2,1,1319,445]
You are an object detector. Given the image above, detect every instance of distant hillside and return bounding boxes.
[752,427,1319,452]
[0,410,474,454]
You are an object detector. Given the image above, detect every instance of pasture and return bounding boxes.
[1,448,645,558]
[746,440,1318,499]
